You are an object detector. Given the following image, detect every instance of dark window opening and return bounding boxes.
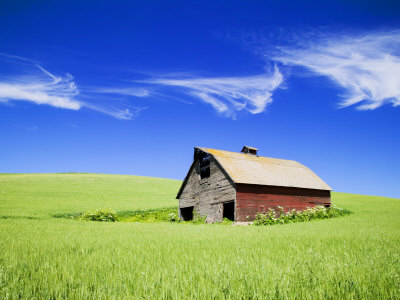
[248,149,257,155]
[223,202,235,221]
[324,204,331,208]
[241,146,258,156]
[200,167,210,179]
[199,152,210,179]
[180,206,194,221]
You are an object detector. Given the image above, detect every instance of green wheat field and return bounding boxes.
[0,173,399,299]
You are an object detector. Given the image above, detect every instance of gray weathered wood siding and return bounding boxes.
[178,157,236,222]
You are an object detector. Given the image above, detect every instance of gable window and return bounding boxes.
[199,152,210,179]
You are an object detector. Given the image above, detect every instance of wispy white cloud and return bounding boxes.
[269,30,400,110]
[137,66,284,117]
[82,102,146,120]
[0,54,147,120]
[88,87,149,97]
[0,52,39,64]
[0,65,81,110]
[80,86,149,119]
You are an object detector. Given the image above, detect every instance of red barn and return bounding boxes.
[177,146,332,222]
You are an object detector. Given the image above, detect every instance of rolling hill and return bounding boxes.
[0,173,399,299]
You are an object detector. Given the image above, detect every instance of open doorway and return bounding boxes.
[223,201,235,221]
[180,206,194,221]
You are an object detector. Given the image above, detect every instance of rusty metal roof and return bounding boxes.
[196,147,332,191]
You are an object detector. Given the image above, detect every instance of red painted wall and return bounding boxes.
[235,184,331,221]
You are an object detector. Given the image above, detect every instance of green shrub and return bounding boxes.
[168,212,180,222]
[117,208,178,223]
[52,212,83,219]
[253,205,350,226]
[79,208,118,222]
[191,210,207,224]
[219,217,234,225]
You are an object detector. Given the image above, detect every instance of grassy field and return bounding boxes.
[0,173,399,299]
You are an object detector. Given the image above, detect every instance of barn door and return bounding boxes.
[180,206,194,221]
[222,201,235,221]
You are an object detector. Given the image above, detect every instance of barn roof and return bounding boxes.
[196,147,332,191]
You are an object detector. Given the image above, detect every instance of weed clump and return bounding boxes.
[79,208,118,222]
[253,205,350,226]
[168,212,180,222]
[118,208,178,223]
[191,210,207,224]
[220,217,234,225]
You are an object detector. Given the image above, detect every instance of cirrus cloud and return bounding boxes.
[0,54,148,120]
[135,66,284,117]
[269,30,400,110]
[0,65,81,110]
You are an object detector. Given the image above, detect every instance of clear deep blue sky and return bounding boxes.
[1,0,400,198]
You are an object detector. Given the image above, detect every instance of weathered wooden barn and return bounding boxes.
[177,146,332,222]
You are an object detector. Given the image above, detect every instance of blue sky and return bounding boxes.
[1,0,400,198]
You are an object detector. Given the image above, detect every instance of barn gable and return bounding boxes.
[177,149,236,222]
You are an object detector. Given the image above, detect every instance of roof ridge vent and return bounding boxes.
[241,146,258,156]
